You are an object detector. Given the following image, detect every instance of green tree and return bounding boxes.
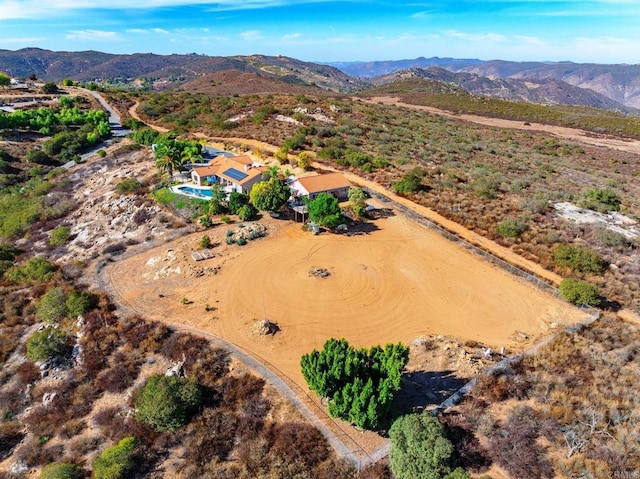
[297,151,313,170]
[307,193,343,229]
[135,375,202,431]
[61,79,74,87]
[132,128,159,146]
[249,177,290,212]
[26,327,70,362]
[40,462,82,479]
[93,436,137,479]
[389,413,464,479]
[36,288,69,323]
[559,279,601,307]
[348,187,367,219]
[227,191,249,214]
[0,73,10,87]
[208,183,227,215]
[42,82,59,94]
[237,203,258,221]
[154,141,183,179]
[553,244,605,275]
[66,290,98,317]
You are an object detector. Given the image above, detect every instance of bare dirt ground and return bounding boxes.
[105,206,587,454]
[360,96,640,155]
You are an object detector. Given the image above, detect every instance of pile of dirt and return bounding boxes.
[252,319,279,336]
[308,267,330,278]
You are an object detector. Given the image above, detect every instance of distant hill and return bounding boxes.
[331,57,640,109]
[371,66,633,112]
[176,70,341,97]
[0,48,366,92]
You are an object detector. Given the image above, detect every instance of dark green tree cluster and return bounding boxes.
[135,374,203,431]
[389,413,468,479]
[306,193,344,229]
[300,338,409,429]
[0,106,108,135]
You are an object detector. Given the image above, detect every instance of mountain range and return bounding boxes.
[1,48,639,112]
[331,57,640,109]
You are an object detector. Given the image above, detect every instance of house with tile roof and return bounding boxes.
[289,172,351,201]
[190,155,267,194]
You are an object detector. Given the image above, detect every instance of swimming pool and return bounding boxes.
[171,184,213,199]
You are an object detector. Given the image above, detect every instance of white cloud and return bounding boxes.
[0,36,45,44]
[240,30,261,41]
[65,29,119,41]
[0,0,342,20]
[282,32,302,41]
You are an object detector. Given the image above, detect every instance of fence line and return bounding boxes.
[431,310,601,415]
[369,191,560,296]
[95,258,374,469]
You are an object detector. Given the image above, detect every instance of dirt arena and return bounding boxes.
[107,205,588,389]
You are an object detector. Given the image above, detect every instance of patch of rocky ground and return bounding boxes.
[39,143,190,268]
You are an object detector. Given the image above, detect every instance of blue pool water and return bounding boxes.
[172,185,213,199]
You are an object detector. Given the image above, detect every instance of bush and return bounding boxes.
[199,235,212,248]
[36,288,69,323]
[559,279,601,306]
[389,413,462,479]
[237,203,258,221]
[227,191,249,214]
[49,226,71,247]
[41,82,59,94]
[495,217,527,238]
[116,178,142,195]
[26,327,70,362]
[40,462,82,479]
[578,187,621,213]
[92,436,137,479]
[553,244,605,275]
[392,170,425,195]
[6,257,56,284]
[66,290,98,317]
[135,375,202,431]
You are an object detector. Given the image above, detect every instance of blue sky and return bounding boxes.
[0,1,638,63]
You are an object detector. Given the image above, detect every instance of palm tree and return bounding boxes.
[154,141,182,179]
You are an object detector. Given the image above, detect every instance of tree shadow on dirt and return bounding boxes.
[393,370,470,414]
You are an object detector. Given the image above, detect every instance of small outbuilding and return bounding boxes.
[289,172,351,201]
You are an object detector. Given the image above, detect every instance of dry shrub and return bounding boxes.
[182,408,238,466]
[15,360,40,386]
[160,332,229,386]
[58,418,86,440]
[487,405,554,479]
[0,421,23,460]
[15,438,64,467]
[267,422,331,469]
[67,435,102,458]
[121,318,170,352]
[441,412,491,472]
[220,374,265,409]
[359,460,392,479]
[94,351,141,393]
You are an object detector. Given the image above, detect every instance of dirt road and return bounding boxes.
[360,96,640,155]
